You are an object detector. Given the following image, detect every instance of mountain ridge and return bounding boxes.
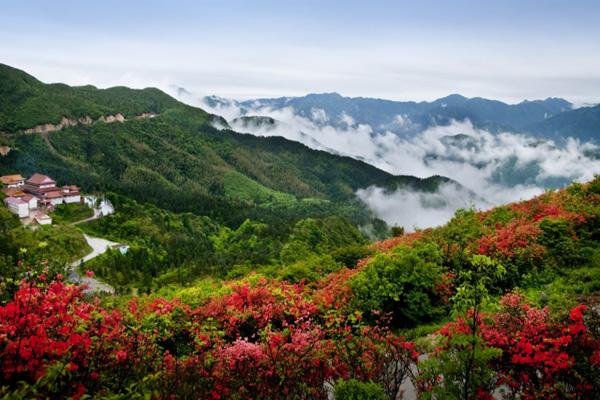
[201,91,591,138]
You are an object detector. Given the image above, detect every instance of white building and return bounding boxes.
[22,194,38,210]
[46,191,64,206]
[111,244,130,255]
[62,185,81,204]
[4,197,29,218]
[34,212,52,225]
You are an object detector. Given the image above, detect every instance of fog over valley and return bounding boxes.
[171,90,600,230]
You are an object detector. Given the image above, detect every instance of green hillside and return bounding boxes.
[0,63,183,131]
[0,64,453,286]
[0,63,448,230]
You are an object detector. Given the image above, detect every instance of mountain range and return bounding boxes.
[204,92,599,141]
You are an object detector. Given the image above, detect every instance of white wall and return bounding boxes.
[8,202,29,218]
[63,195,81,204]
[37,217,52,225]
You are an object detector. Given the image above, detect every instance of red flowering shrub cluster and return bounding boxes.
[423,292,600,399]
[369,229,428,254]
[312,267,360,309]
[476,189,592,263]
[477,217,544,258]
[0,275,417,399]
[482,293,600,399]
[0,276,157,398]
[1,179,598,398]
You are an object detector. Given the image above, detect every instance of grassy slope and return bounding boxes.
[51,203,94,224]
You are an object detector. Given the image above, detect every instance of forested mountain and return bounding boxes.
[205,92,576,136]
[0,64,182,132]
[0,64,457,286]
[0,64,448,229]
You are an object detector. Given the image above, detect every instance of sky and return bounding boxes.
[2,0,600,104]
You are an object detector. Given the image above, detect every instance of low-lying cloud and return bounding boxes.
[356,182,489,231]
[193,95,600,230]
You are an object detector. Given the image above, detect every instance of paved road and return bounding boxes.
[69,234,117,294]
[72,197,115,225]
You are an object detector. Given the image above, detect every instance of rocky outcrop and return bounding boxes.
[22,112,154,134]
[96,113,125,123]
[133,112,155,120]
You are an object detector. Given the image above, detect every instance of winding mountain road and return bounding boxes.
[69,234,117,294]
[64,197,118,294]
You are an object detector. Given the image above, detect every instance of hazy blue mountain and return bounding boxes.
[525,104,600,142]
[223,92,573,136]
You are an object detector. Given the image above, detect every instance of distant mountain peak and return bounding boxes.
[305,92,343,99]
[202,95,239,108]
[437,94,468,102]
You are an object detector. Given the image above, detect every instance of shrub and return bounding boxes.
[350,242,446,326]
[334,379,387,400]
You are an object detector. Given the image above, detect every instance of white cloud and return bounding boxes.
[311,108,329,124]
[356,183,485,231]
[339,112,355,126]
[196,94,600,230]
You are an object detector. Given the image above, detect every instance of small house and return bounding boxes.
[111,244,130,255]
[34,212,52,225]
[4,197,29,218]
[62,185,81,204]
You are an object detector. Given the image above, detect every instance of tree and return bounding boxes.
[418,255,505,400]
[391,226,404,237]
[350,242,446,326]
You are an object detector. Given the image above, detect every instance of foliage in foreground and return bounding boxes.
[0,268,598,399]
[0,178,599,399]
[334,379,387,400]
[0,273,418,399]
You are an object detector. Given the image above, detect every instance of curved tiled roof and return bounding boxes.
[27,173,55,185]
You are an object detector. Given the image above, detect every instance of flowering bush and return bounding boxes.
[1,178,598,399]
[420,292,600,400]
[481,293,600,399]
[0,276,156,398]
[0,273,419,399]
